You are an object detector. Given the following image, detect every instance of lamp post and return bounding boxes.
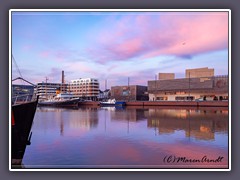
[128,77,130,102]
[188,72,190,100]
[155,74,157,101]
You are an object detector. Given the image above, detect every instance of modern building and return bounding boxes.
[68,78,99,101]
[148,67,228,101]
[111,85,149,101]
[36,82,68,100]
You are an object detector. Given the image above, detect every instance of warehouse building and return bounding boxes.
[148,67,228,101]
[111,85,149,101]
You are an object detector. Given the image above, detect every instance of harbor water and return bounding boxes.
[22,106,229,169]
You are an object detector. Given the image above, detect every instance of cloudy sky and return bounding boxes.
[11,10,229,90]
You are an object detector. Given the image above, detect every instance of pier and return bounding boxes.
[78,101,228,107]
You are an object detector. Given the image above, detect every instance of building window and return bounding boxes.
[176,91,186,95]
[156,97,167,101]
[175,96,194,101]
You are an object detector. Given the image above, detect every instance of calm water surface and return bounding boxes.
[23,106,229,169]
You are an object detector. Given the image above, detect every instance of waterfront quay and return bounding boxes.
[79,100,228,107]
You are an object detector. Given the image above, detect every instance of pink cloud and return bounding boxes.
[88,12,228,63]
[46,68,63,83]
[39,49,77,61]
[40,50,51,58]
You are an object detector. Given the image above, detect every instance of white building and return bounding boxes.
[98,89,111,101]
[69,78,99,101]
[36,82,68,100]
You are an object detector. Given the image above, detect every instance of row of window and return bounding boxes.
[72,79,98,83]
[71,90,99,93]
[155,95,229,101]
[70,82,99,85]
[69,86,99,88]
[73,93,99,96]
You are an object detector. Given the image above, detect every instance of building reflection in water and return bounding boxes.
[37,106,99,135]
[25,106,228,168]
[98,106,228,141]
[146,107,228,141]
[109,107,146,122]
[37,106,228,141]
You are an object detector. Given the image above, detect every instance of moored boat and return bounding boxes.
[100,99,126,106]
[115,101,126,106]
[100,99,116,106]
[38,93,79,107]
[11,95,39,166]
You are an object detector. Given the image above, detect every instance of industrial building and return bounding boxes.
[111,85,148,101]
[185,67,214,78]
[148,67,228,101]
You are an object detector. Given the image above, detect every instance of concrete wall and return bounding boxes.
[185,67,214,78]
[148,77,214,92]
[126,101,228,107]
[158,73,175,80]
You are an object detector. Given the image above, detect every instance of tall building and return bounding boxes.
[68,78,99,101]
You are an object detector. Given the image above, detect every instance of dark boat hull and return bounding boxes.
[38,98,79,107]
[100,102,115,106]
[11,98,38,165]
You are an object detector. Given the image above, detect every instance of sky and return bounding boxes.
[11,10,229,90]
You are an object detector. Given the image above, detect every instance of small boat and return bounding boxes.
[115,101,126,107]
[100,99,116,106]
[100,99,126,106]
[38,93,79,107]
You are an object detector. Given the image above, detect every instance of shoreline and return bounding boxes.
[79,101,228,107]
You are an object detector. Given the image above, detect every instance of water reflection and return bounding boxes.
[146,107,228,141]
[23,106,228,168]
[37,106,99,134]
[36,106,228,141]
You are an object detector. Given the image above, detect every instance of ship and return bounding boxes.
[11,77,39,166]
[38,92,79,107]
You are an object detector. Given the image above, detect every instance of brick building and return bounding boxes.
[111,85,148,101]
